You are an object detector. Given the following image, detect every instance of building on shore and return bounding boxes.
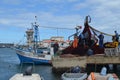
[50,36,64,42]
[39,36,70,49]
[0,43,14,48]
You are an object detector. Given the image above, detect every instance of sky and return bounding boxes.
[0,0,120,43]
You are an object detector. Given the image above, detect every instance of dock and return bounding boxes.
[52,55,120,73]
[87,55,120,64]
[52,56,86,73]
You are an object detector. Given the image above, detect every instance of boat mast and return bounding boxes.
[32,16,40,53]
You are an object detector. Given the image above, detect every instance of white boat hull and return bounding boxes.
[61,73,87,80]
[9,73,44,80]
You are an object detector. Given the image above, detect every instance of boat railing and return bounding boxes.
[20,62,35,74]
[64,73,87,78]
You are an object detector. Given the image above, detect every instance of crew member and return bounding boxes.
[98,33,104,48]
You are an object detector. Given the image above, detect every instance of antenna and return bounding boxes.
[35,16,37,25]
[35,16,37,21]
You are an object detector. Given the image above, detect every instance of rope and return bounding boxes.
[89,26,114,36]
[16,34,26,46]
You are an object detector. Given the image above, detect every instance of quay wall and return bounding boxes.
[52,56,86,73]
[52,55,120,73]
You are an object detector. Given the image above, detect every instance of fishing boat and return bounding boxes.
[61,15,120,57]
[16,48,53,64]
[61,66,87,80]
[15,16,54,64]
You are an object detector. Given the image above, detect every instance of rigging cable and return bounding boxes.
[89,26,114,36]
[16,34,26,46]
[39,26,74,30]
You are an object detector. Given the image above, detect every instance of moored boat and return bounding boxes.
[87,67,119,80]
[61,73,87,80]
[16,48,53,64]
[15,16,54,65]
[87,72,119,80]
[9,64,44,80]
[61,66,87,80]
[9,73,44,80]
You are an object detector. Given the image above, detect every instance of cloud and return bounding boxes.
[73,3,87,10]
[0,18,29,28]
[0,0,120,43]
[72,0,120,34]
[0,0,120,35]
[43,0,78,3]
[0,0,21,5]
[89,0,120,28]
[0,11,83,30]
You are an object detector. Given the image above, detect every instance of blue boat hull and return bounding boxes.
[16,51,51,65]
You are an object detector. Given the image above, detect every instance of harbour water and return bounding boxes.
[1,48,120,80]
[0,48,60,80]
